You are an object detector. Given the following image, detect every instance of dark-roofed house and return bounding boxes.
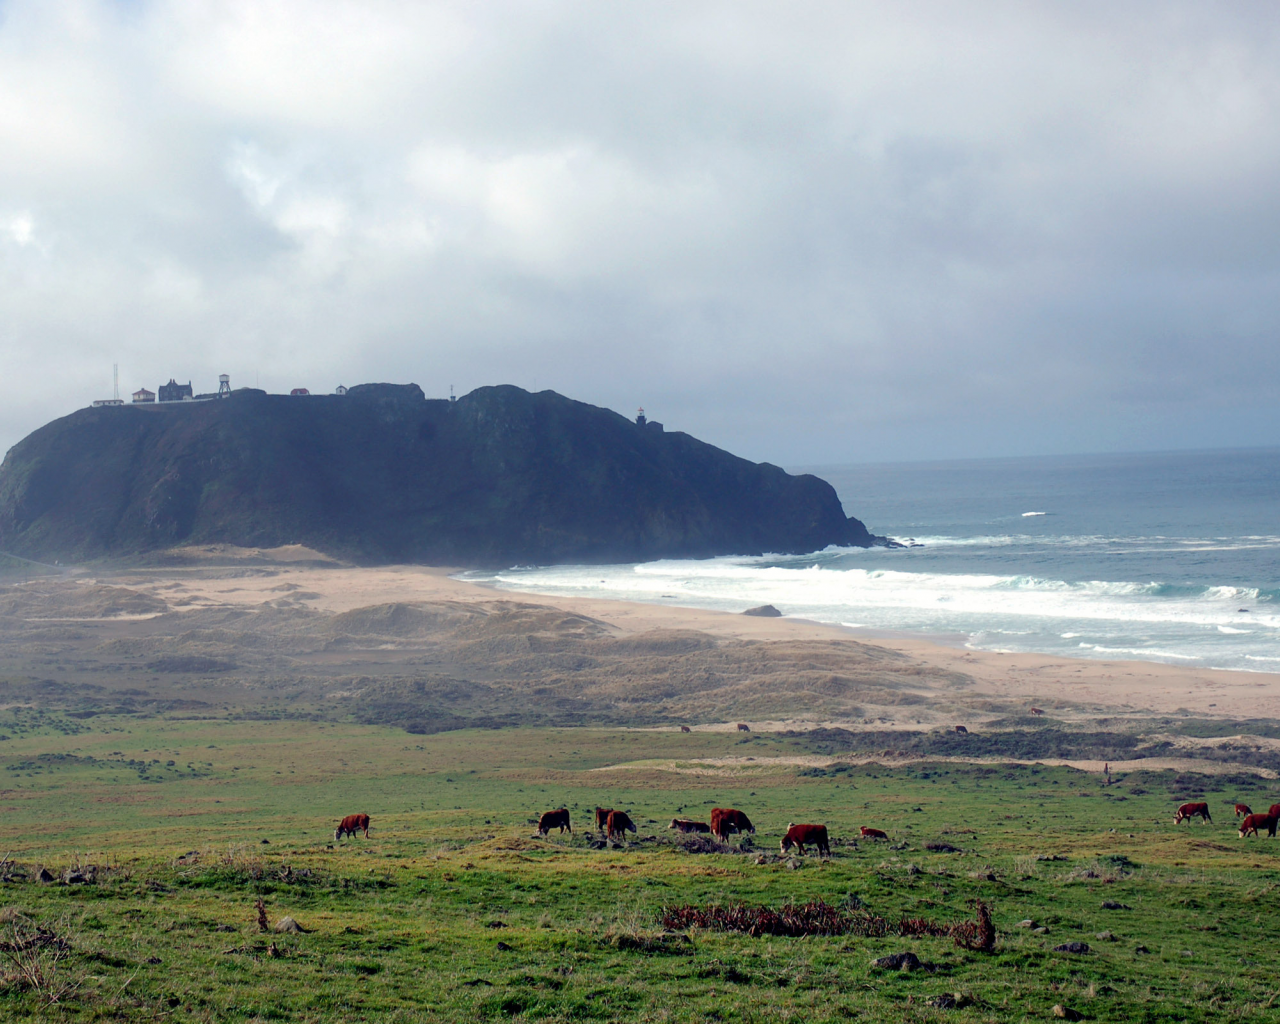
[159,379,193,403]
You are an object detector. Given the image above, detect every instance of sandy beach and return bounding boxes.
[95,549,1280,724]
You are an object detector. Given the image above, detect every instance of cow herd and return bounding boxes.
[531,805,894,856]
[1176,801,1280,838]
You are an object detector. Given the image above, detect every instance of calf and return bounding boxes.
[1240,813,1278,838]
[536,808,572,836]
[710,807,755,842]
[667,818,711,834]
[335,813,370,840]
[594,807,614,831]
[781,823,830,857]
[606,810,637,841]
[859,826,888,840]
[1235,803,1253,818]
[1174,802,1212,825]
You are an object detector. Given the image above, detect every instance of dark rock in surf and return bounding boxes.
[743,605,783,617]
[0,384,884,566]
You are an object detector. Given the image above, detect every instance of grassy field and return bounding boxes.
[0,713,1278,1021]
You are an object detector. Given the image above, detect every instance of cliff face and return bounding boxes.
[0,384,881,565]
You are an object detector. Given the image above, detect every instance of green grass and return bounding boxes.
[0,715,1277,1021]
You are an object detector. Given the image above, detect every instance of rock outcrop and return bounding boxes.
[0,384,882,565]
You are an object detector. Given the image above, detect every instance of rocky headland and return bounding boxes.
[0,384,882,565]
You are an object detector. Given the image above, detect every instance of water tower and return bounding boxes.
[217,374,231,397]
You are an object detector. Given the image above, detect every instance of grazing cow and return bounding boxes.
[859,826,888,840]
[1268,803,1280,820]
[1240,813,1278,838]
[606,810,637,841]
[335,814,370,840]
[737,723,751,732]
[780,823,830,857]
[594,807,614,831]
[667,818,711,834]
[954,725,968,735]
[536,808,572,835]
[680,725,692,733]
[710,807,756,842]
[1029,708,1044,716]
[1174,802,1212,825]
[1235,803,1253,818]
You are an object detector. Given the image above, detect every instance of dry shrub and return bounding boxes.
[661,898,997,950]
[0,911,77,1005]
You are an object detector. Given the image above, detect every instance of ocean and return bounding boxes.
[462,447,1280,673]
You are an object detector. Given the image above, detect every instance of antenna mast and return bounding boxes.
[113,364,119,401]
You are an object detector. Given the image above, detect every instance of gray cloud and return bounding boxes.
[1,0,1278,464]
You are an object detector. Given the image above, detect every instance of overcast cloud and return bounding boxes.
[1,1,1278,464]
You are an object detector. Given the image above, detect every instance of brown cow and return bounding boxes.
[1267,803,1280,820]
[1029,707,1044,716]
[606,810,637,841]
[594,807,614,831]
[710,807,755,842]
[1174,802,1212,825]
[335,814,370,840]
[1235,803,1253,818]
[781,823,830,857]
[1240,813,1278,838]
[536,808,572,835]
[859,826,888,840]
[667,818,711,833]
[954,725,968,735]
[680,725,692,733]
[736,723,751,732]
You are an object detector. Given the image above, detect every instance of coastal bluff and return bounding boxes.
[0,384,882,565]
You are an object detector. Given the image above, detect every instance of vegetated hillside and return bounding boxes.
[0,384,882,565]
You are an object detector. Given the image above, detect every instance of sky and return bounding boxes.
[2,1,1279,467]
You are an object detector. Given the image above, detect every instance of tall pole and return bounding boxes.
[113,364,119,401]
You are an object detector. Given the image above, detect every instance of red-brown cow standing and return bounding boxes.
[594,807,614,831]
[781,823,830,857]
[710,807,755,842]
[537,809,572,835]
[1240,813,1278,838]
[1174,802,1212,824]
[335,814,370,840]
[1235,803,1253,818]
[606,810,637,841]
[667,819,711,833]
[859,826,888,840]
[1267,803,1280,819]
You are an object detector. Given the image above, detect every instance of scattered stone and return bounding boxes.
[145,956,162,965]
[1181,949,1194,957]
[1033,927,1050,935]
[1133,945,1149,954]
[1053,942,1090,954]
[928,994,957,1009]
[1100,901,1131,910]
[62,867,95,885]
[462,978,493,987]
[496,941,513,952]
[261,839,270,844]
[36,867,54,883]
[1052,1005,1084,1021]
[1094,931,1116,942]
[925,842,961,853]
[486,921,507,929]
[743,604,782,617]
[1017,920,1035,929]
[755,855,767,865]
[273,917,306,934]
[786,859,802,871]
